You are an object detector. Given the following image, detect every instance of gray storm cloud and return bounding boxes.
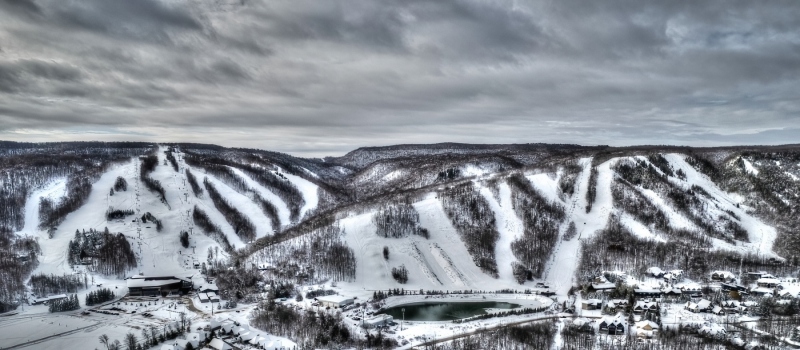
[0,0,798,156]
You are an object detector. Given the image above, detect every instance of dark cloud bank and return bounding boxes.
[0,0,798,156]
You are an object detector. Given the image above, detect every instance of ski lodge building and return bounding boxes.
[126,274,193,297]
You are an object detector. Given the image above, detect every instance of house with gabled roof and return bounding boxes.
[685,299,712,313]
[598,314,626,335]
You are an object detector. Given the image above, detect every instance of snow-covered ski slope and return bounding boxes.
[28,146,306,282]
[14,143,793,294]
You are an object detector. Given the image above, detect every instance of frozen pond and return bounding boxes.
[381,301,522,321]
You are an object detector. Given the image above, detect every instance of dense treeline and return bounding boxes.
[506,174,565,282]
[391,265,409,283]
[615,157,749,243]
[190,162,282,230]
[0,227,39,312]
[66,228,137,276]
[203,178,257,241]
[106,207,134,221]
[577,215,792,282]
[85,288,115,305]
[49,294,80,313]
[140,154,168,205]
[185,169,203,197]
[691,151,800,263]
[192,206,233,252]
[140,212,163,232]
[254,196,281,231]
[29,273,84,296]
[164,149,179,172]
[439,182,499,277]
[1,143,152,232]
[557,160,582,199]
[585,166,599,212]
[209,264,263,302]
[113,177,127,192]
[373,201,429,238]
[249,225,356,282]
[184,152,305,222]
[237,164,305,222]
[251,303,360,349]
[433,322,555,350]
[39,176,93,238]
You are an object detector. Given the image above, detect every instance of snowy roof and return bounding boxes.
[634,320,659,330]
[592,282,616,290]
[711,270,735,278]
[207,338,232,350]
[127,278,182,288]
[757,278,780,284]
[646,267,664,275]
[317,295,353,304]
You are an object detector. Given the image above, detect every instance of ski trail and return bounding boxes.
[478,182,523,283]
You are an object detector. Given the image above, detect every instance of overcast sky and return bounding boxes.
[0,0,798,157]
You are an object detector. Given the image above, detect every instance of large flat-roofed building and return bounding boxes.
[362,314,393,328]
[316,295,354,309]
[127,275,193,297]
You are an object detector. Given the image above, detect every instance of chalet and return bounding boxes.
[634,320,660,338]
[230,325,250,337]
[633,288,661,297]
[633,301,659,314]
[721,283,747,292]
[197,284,219,294]
[598,315,626,335]
[710,271,735,282]
[127,274,192,297]
[685,299,712,313]
[746,271,768,279]
[316,295,354,309]
[581,299,602,310]
[699,323,726,338]
[646,267,664,278]
[174,332,202,349]
[756,278,780,288]
[662,288,682,297]
[711,306,725,316]
[749,287,773,297]
[606,299,628,312]
[777,289,798,300]
[680,284,702,296]
[207,338,233,350]
[572,318,595,333]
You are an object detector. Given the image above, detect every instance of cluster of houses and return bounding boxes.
[573,314,662,339]
[211,317,297,350]
[161,317,296,350]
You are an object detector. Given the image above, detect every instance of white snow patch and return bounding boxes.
[619,214,665,242]
[478,182,524,282]
[281,171,319,219]
[15,178,67,237]
[741,158,759,175]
